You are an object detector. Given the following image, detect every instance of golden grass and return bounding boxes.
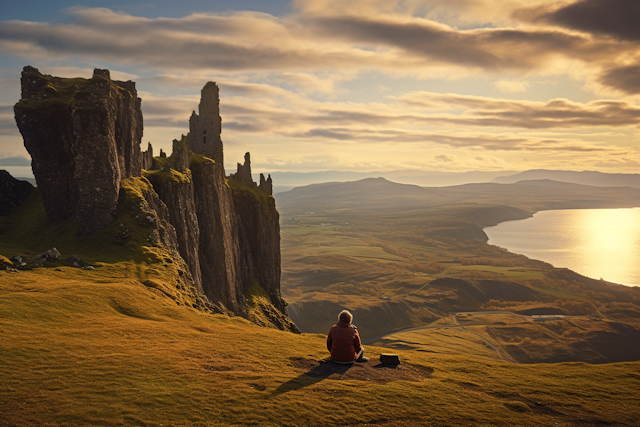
[444,265,544,280]
[1,268,639,426]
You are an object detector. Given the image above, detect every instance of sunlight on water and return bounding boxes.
[485,208,640,286]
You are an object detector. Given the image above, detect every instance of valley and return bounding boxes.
[278,178,640,365]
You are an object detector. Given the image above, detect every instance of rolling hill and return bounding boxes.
[492,169,640,189]
[276,177,640,214]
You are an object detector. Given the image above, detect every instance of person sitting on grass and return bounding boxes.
[327,310,369,363]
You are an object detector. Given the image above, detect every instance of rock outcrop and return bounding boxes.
[14,66,143,234]
[145,167,203,293]
[235,152,253,186]
[142,142,154,170]
[190,156,247,314]
[187,82,223,162]
[231,176,285,312]
[13,67,296,332]
[0,170,33,215]
[259,173,273,196]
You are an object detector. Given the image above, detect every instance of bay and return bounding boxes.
[484,208,640,286]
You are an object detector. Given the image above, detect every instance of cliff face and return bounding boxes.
[14,66,143,234]
[230,178,285,312]
[190,156,246,314]
[14,67,296,332]
[146,169,203,293]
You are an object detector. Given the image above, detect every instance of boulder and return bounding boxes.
[66,255,88,268]
[33,247,61,265]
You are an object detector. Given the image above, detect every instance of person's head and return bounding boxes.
[339,310,353,324]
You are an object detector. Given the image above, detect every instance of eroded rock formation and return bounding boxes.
[187,82,223,162]
[235,152,253,186]
[142,142,154,170]
[259,173,273,196]
[14,66,143,234]
[13,66,296,331]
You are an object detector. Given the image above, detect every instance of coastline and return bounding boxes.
[484,207,640,287]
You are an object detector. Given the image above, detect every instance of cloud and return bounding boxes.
[135,84,638,158]
[393,92,640,128]
[267,72,348,94]
[0,155,30,166]
[435,153,456,162]
[598,64,640,95]
[532,0,640,42]
[0,4,635,82]
[474,155,506,165]
[592,156,640,169]
[493,79,530,93]
[0,8,378,73]
[0,104,19,135]
[283,126,616,152]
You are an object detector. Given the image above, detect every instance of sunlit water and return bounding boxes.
[484,208,640,286]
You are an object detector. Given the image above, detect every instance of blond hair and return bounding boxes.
[339,310,353,324]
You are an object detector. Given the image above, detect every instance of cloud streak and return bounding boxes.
[2,1,639,173]
[0,3,636,84]
[139,84,639,157]
[527,0,640,42]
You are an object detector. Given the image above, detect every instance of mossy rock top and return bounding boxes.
[227,176,274,210]
[15,72,136,116]
[143,167,192,186]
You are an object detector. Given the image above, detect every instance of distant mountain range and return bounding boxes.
[491,169,640,188]
[262,168,640,194]
[275,177,640,214]
[260,170,518,193]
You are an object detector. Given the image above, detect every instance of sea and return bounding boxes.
[484,207,640,286]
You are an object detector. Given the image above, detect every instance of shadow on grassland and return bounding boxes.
[272,358,434,395]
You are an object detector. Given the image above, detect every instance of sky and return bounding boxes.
[1,0,639,175]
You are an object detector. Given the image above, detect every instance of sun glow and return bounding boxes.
[486,208,640,286]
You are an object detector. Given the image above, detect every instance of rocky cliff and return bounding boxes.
[14,67,143,234]
[13,67,297,332]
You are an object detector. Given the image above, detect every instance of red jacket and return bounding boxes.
[327,321,362,362]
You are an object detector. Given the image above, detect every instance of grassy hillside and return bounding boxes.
[278,187,640,363]
[2,268,639,426]
[2,175,640,425]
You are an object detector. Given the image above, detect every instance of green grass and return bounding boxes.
[144,167,192,185]
[0,178,162,265]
